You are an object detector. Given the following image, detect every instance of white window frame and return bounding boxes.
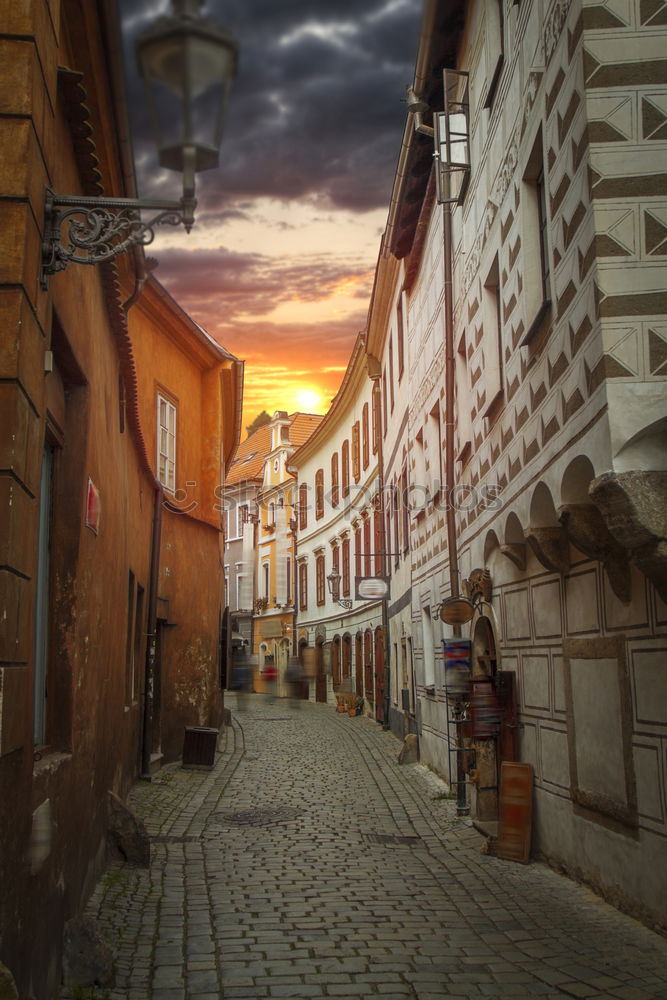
[237,503,249,538]
[157,393,177,494]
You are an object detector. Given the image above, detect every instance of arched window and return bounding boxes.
[315,469,324,519]
[342,440,350,498]
[331,452,339,507]
[299,482,308,530]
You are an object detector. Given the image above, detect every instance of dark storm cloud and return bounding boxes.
[119,0,422,213]
[152,246,373,319]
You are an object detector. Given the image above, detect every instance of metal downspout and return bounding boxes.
[443,196,468,815]
[369,375,391,731]
[141,482,164,779]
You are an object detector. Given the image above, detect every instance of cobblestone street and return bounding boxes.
[85,696,667,1000]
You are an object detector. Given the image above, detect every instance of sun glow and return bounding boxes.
[294,388,323,411]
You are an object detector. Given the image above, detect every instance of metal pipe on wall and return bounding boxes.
[141,482,164,779]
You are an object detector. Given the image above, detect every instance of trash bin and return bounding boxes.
[182,726,219,768]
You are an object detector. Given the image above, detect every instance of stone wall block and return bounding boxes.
[0,384,42,494]
[107,790,150,867]
[62,916,115,988]
[0,570,33,664]
[0,479,36,579]
[559,502,632,602]
[0,289,46,407]
[526,526,571,574]
[590,471,667,603]
[0,666,31,756]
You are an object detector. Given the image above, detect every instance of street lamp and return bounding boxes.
[41,0,238,288]
[327,570,353,611]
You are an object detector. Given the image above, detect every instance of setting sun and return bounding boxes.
[294,387,323,410]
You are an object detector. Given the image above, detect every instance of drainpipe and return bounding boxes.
[141,482,164,779]
[368,369,391,731]
[442,194,468,815]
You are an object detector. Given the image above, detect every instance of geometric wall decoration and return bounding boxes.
[642,94,667,140]
[648,326,667,376]
[645,208,667,255]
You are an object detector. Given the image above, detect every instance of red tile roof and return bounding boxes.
[226,413,323,485]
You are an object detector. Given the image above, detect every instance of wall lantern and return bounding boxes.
[434,69,470,206]
[327,570,353,611]
[41,0,238,288]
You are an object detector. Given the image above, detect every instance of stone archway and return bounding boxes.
[469,614,517,826]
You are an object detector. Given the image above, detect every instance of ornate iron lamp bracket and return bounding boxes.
[41,189,196,289]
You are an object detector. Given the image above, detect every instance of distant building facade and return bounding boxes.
[291,336,387,715]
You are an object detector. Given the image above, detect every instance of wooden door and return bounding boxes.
[315,642,327,702]
[374,628,385,723]
[355,633,363,697]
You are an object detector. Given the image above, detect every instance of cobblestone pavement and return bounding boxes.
[84,695,667,1000]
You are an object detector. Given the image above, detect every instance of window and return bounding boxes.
[298,562,308,611]
[430,402,443,494]
[237,503,249,537]
[236,574,248,609]
[520,129,552,344]
[354,525,362,577]
[157,393,177,493]
[285,558,291,604]
[363,516,371,576]
[341,440,350,498]
[351,422,361,482]
[422,606,435,687]
[456,332,472,460]
[316,554,325,606]
[342,538,350,596]
[483,0,504,110]
[332,543,340,576]
[537,166,550,305]
[385,507,392,574]
[389,337,395,412]
[268,501,275,527]
[401,467,409,555]
[362,404,369,469]
[374,506,383,576]
[392,481,400,568]
[382,371,388,434]
[435,70,471,205]
[315,469,324,519]
[372,389,379,454]
[299,482,308,530]
[331,452,339,507]
[481,254,503,417]
[397,296,405,380]
[262,562,270,599]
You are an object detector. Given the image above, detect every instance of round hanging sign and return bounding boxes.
[440,597,475,625]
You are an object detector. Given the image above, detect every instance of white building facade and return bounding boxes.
[291,336,386,716]
[361,0,667,930]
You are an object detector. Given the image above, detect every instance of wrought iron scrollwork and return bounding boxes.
[41,190,195,288]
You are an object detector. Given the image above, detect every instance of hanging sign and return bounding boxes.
[355,576,390,601]
[440,596,474,624]
[443,638,472,695]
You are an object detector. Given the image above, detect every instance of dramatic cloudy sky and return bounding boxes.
[119,0,423,430]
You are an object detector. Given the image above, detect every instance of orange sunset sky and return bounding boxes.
[120,0,423,435]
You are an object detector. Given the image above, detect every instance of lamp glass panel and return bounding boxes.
[138,27,235,173]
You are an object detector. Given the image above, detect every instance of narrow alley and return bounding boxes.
[83,697,667,1000]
